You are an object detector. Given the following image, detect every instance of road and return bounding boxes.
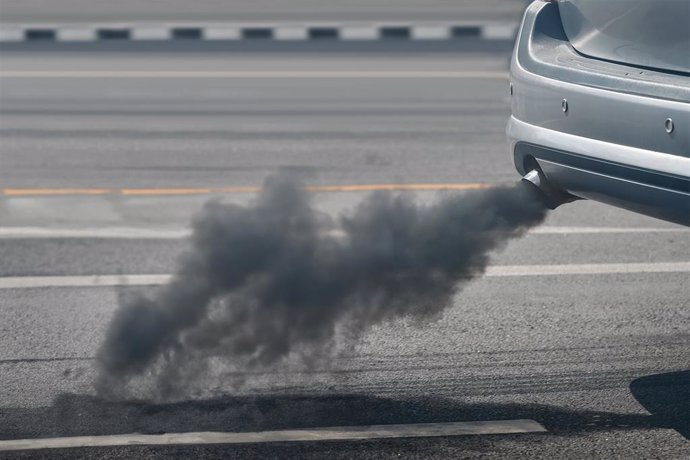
[0,0,530,24]
[0,51,688,458]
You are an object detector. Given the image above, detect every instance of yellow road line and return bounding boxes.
[0,70,508,79]
[306,183,491,192]
[2,188,110,196]
[2,183,492,197]
[121,188,213,196]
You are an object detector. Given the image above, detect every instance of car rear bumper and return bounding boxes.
[509,117,690,225]
[508,0,690,225]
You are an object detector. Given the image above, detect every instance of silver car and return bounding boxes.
[509,0,689,225]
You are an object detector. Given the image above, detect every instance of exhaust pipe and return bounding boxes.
[521,169,579,210]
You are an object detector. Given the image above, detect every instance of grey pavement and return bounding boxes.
[0,0,530,24]
[0,51,688,458]
[0,53,512,189]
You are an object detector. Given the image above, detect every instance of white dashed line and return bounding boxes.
[0,419,547,452]
[0,227,190,239]
[0,274,172,289]
[0,28,24,42]
[340,26,380,40]
[56,27,97,42]
[480,24,518,40]
[202,27,241,41]
[1,262,689,289]
[412,26,451,40]
[0,226,685,239]
[274,26,309,41]
[0,23,515,44]
[529,226,688,234]
[131,27,172,41]
[483,262,690,277]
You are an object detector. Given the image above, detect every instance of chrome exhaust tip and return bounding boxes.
[521,169,579,210]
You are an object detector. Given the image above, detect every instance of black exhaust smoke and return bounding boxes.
[96,174,551,400]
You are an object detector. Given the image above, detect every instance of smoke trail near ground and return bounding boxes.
[96,174,549,399]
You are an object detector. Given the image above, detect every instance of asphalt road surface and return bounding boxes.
[0,51,688,458]
[0,0,530,24]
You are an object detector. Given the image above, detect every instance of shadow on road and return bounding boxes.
[630,370,689,440]
[0,391,672,441]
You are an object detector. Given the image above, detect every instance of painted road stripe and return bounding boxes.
[1,183,492,197]
[0,227,191,239]
[2,188,111,196]
[0,419,546,452]
[528,226,688,235]
[0,23,516,45]
[485,262,690,277]
[0,70,508,79]
[0,226,685,240]
[0,275,171,289]
[1,263,689,289]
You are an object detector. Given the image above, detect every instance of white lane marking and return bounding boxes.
[0,227,190,239]
[0,275,171,289]
[202,27,242,40]
[528,226,688,235]
[339,26,379,40]
[0,28,24,42]
[0,419,546,452]
[274,26,309,41]
[0,70,508,79]
[481,24,518,40]
[56,27,97,42]
[484,262,690,277]
[412,26,451,40]
[2,262,689,289]
[131,27,172,41]
[0,226,685,240]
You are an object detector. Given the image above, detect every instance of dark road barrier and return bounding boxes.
[0,23,516,44]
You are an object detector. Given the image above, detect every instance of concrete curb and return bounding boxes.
[0,23,517,43]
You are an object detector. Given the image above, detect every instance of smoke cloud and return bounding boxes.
[96,174,549,399]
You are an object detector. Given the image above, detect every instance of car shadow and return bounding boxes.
[0,390,666,442]
[630,370,689,440]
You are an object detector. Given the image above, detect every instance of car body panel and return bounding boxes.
[558,0,690,74]
[509,121,690,224]
[509,0,690,225]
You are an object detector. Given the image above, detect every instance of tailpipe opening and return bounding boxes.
[521,169,579,210]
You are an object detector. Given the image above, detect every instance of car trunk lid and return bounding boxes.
[557,0,690,74]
